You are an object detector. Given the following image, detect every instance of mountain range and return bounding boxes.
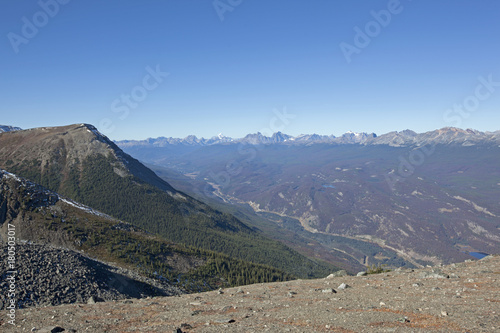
[116,127,500,269]
[118,127,500,147]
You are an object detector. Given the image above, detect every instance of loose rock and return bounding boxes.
[321,288,336,293]
[338,283,350,290]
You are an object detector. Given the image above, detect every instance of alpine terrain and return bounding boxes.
[0,124,335,281]
[117,128,500,269]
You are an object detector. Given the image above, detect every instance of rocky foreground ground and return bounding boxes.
[0,243,182,311]
[2,255,499,332]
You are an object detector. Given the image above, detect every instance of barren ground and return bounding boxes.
[2,255,499,332]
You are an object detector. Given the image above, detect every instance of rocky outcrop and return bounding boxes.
[0,242,183,310]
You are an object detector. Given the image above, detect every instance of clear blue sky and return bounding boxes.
[2,0,499,140]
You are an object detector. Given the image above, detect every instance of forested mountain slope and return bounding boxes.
[0,124,335,278]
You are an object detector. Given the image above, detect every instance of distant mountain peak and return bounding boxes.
[399,129,417,136]
[370,127,500,147]
[0,124,22,133]
[337,131,376,144]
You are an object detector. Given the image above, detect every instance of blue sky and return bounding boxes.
[2,0,500,140]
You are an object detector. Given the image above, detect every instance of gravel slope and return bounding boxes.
[2,255,499,332]
[0,243,183,311]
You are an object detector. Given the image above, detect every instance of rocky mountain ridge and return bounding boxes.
[117,127,500,148]
[117,130,376,147]
[0,123,176,193]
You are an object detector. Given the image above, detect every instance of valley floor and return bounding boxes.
[3,256,499,332]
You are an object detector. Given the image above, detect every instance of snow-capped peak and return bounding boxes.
[0,125,22,133]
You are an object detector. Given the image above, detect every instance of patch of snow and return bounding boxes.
[2,170,21,182]
[90,127,103,138]
[172,193,187,201]
[59,197,93,212]
[59,197,111,218]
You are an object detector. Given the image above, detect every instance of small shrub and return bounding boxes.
[366,263,391,275]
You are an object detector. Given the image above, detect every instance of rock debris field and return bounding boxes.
[0,243,182,311]
[1,253,499,332]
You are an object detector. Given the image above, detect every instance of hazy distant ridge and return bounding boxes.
[117,128,500,148]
